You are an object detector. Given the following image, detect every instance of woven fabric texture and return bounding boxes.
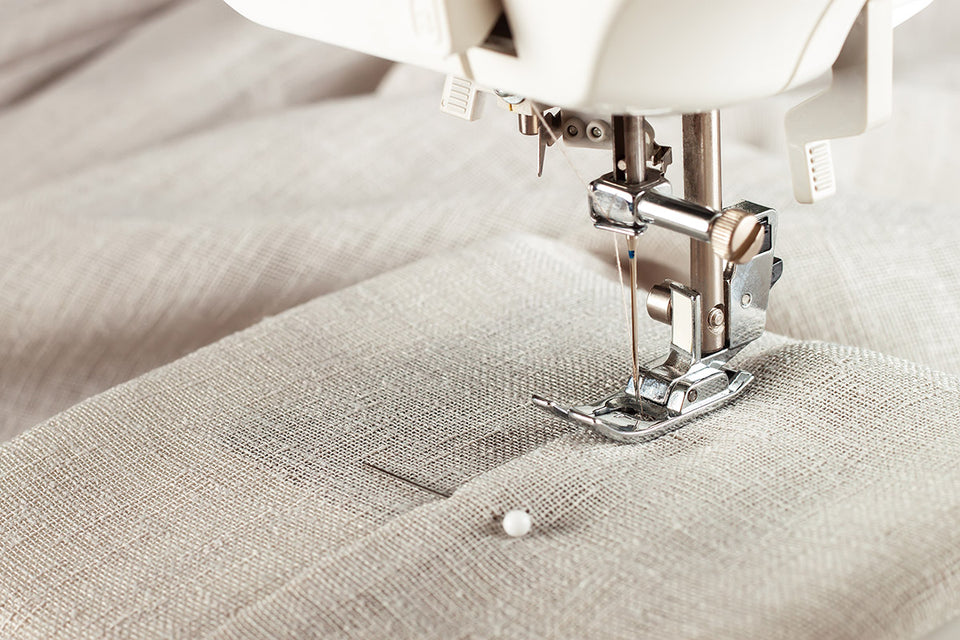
[1,236,958,638]
[1,0,960,637]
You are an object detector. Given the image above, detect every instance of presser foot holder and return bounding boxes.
[533,365,753,443]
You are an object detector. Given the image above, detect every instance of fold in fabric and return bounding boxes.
[0,0,391,198]
[0,236,957,639]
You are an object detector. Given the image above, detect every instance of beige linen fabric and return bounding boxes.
[0,87,599,441]
[0,0,391,199]
[1,236,958,638]
[2,0,959,441]
[0,0,178,106]
[2,0,960,637]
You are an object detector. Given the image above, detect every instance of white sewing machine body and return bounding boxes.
[222,0,933,442]
[223,0,928,114]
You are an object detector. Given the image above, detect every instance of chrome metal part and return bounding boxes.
[638,191,716,240]
[531,272,757,443]
[452,85,784,444]
[662,282,701,367]
[534,202,781,442]
[588,171,670,235]
[518,113,539,136]
[681,112,722,207]
[683,111,726,355]
[646,283,672,325]
[533,367,753,444]
[612,115,646,184]
[726,202,778,350]
[534,109,672,174]
[589,178,764,268]
[530,108,781,443]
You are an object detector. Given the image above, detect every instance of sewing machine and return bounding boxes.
[223,0,932,441]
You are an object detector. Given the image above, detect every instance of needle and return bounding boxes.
[626,234,640,398]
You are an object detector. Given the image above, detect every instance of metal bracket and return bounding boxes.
[537,110,672,178]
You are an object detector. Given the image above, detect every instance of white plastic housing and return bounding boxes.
[224,0,502,60]
[786,0,902,202]
[224,0,875,114]
[224,0,931,203]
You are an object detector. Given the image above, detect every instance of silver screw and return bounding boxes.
[740,293,752,308]
[687,389,698,403]
[707,306,725,328]
[566,124,579,137]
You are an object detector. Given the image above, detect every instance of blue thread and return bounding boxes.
[628,250,635,259]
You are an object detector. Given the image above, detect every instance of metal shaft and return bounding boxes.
[612,115,646,184]
[612,115,646,395]
[682,111,726,354]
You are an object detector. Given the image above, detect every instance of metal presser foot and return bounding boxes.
[532,112,783,442]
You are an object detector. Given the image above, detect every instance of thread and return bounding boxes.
[531,103,634,385]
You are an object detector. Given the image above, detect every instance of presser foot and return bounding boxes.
[533,362,753,443]
[533,202,780,443]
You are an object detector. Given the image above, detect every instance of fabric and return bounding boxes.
[1,0,959,637]
[0,0,392,199]
[0,0,177,107]
[2,235,959,639]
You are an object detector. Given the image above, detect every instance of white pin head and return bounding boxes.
[502,509,532,538]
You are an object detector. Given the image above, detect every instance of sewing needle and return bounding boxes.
[626,235,640,398]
